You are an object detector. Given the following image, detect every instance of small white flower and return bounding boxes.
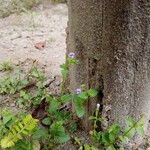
[68,52,75,58]
[75,88,82,94]
[97,103,100,109]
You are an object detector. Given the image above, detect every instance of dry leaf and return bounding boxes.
[34,41,46,50]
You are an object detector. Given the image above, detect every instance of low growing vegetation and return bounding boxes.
[50,0,66,3]
[0,54,144,150]
[0,0,66,18]
[0,61,13,72]
[0,0,40,18]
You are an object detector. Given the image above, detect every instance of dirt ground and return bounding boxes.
[0,0,68,77]
[0,0,68,111]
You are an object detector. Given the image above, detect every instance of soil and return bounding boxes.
[0,0,68,108]
[0,0,67,77]
[0,3,92,148]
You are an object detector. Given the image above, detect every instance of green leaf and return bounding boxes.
[108,124,120,133]
[109,133,116,143]
[84,144,91,150]
[48,99,60,113]
[42,117,51,125]
[125,128,136,138]
[10,140,33,150]
[57,133,70,143]
[33,128,49,140]
[126,117,135,127]
[91,146,99,150]
[74,100,85,118]
[61,69,68,78]
[50,121,70,143]
[136,126,144,136]
[135,117,144,128]
[78,92,88,100]
[0,114,38,148]
[101,132,110,145]
[20,80,29,86]
[60,64,67,69]
[46,95,54,102]
[119,136,129,144]
[89,116,97,121]
[67,58,79,65]
[20,91,26,97]
[87,89,98,97]
[3,115,13,124]
[106,145,116,150]
[61,94,72,103]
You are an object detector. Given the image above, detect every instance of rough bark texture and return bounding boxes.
[67,0,150,143]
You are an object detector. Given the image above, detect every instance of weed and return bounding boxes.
[0,0,39,18]
[88,105,144,150]
[0,61,13,72]
[0,54,144,150]
[0,73,29,95]
[0,110,38,149]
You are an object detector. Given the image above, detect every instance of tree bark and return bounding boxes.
[67,0,150,142]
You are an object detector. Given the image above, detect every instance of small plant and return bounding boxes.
[89,104,144,150]
[17,90,32,108]
[0,53,145,150]
[0,110,38,149]
[0,61,13,72]
[0,0,39,18]
[70,87,98,117]
[60,52,79,79]
[0,73,29,95]
[74,137,98,150]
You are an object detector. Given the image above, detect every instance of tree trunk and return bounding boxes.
[67,0,150,142]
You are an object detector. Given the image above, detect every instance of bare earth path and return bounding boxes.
[0,1,68,77]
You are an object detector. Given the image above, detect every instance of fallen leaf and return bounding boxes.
[34,41,46,50]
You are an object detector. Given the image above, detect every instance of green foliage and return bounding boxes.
[8,140,34,150]
[17,90,32,108]
[89,106,144,150]
[0,110,17,141]
[0,71,29,95]
[0,0,39,18]
[0,55,145,150]
[50,121,70,143]
[30,67,45,83]
[60,56,79,79]
[0,61,13,72]
[73,88,98,118]
[50,0,66,3]
[79,144,98,150]
[0,65,47,108]
[74,137,98,150]
[0,111,38,149]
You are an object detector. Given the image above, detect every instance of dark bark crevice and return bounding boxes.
[86,58,104,130]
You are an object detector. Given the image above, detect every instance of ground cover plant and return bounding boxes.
[0,0,40,18]
[0,54,144,150]
[0,0,66,18]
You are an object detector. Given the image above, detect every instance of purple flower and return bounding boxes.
[68,52,75,58]
[75,88,82,94]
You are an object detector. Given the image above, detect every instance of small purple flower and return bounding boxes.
[75,88,82,94]
[96,103,100,110]
[68,52,75,58]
